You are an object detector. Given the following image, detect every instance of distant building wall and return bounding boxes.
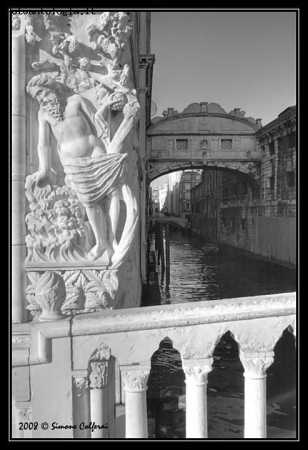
[191,107,296,267]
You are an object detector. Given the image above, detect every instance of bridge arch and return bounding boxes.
[146,101,262,191]
[147,162,261,193]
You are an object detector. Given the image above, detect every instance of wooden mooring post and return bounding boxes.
[160,222,165,274]
[165,223,170,287]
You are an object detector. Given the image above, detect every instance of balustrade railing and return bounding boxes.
[12,292,296,439]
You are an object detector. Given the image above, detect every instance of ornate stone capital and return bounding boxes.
[15,401,32,422]
[73,376,89,397]
[121,365,150,392]
[182,358,213,386]
[89,345,111,389]
[239,351,274,379]
[34,271,66,321]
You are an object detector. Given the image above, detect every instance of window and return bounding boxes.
[200,139,208,149]
[287,171,295,188]
[269,141,275,155]
[241,218,246,230]
[288,132,296,148]
[184,192,191,200]
[221,139,232,150]
[176,139,188,151]
[196,174,201,181]
[261,145,265,156]
[185,202,190,210]
[269,176,275,190]
[185,183,190,190]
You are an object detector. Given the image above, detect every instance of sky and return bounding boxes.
[149,10,297,188]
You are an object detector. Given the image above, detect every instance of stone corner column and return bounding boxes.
[12,15,27,323]
[121,364,151,438]
[72,372,90,438]
[89,345,112,438]
[13,401,32,439]
[182,357,213,439]
[239,350,274,439]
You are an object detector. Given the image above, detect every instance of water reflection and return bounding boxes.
[146,230,297,439]
[155,230,296,304]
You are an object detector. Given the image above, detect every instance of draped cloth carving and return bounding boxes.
[24,12,141,313]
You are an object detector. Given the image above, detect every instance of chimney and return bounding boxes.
[167,107,174,117]
[256,118,262,129]
[200,102,208,112]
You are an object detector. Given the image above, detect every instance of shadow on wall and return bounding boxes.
[115,404,125,438]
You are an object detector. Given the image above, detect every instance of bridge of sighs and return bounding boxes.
[146,102,263,189]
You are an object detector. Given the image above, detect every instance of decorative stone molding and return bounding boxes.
[18,407,31,422]
[12,293,295,368]
[89,361,109,389]
[34,271,66,321]
[72,293,296,336]
[121,365,150,392]
[139,54,155,67]
[239,351,274,379]
[89,345,111,389]
[182,358,213,385]
[26,269,118,320]
[12,14,21,30]
[24,14,41,46]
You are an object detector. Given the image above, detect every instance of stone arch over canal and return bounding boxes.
[146,102,262,189]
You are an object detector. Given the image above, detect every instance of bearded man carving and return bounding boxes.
[26,74,140,262]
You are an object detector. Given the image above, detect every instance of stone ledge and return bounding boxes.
[12,293,296,367]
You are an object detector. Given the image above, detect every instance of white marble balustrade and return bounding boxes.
[12,292,296,439]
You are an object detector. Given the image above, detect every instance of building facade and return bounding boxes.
[179,170,202,221]
[191,106,296,267]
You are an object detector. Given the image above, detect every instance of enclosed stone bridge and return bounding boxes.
[156,215,187,229]
[146,102,263,189]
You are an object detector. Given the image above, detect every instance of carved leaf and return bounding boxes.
[62,270,80,286]
[27,272,41,284]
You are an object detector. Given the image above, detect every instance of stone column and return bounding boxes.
[72,375,90,438]
[121,364,150,438]
[240,351,274,438]
[89,346,111,438]
[182,358,213,438]
[138,57,148,285]
[14,402,32,438]
[12,16,27,323]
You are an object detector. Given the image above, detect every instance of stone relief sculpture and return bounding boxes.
[24,12,141,316]
[25,12,140,267]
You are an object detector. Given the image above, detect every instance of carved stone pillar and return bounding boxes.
[121,364,150,438]
[13,402,32,438]
[89,346,111,438]
[72,374,90,438]
[240,351,274,438]
[12,16,27,323]
[182,358,213,438]
[138,57,148,285]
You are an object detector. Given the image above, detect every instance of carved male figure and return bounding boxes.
[26,73,140,261]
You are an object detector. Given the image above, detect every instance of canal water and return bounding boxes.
[144,230,297,440]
